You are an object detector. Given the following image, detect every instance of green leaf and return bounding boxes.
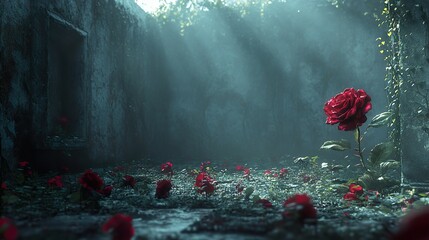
[368,142,395,166]
[368,112,393,128]
[380,160,400,175]
[320,140,351,151]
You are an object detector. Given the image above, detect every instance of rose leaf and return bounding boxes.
[368,112,393,128]
[320,140,351,151]
[368,142,395,166]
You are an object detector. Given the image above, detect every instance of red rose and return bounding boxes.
[1,182,7,190]
[18,161,29,168]
[155,179,172,199]
[349,183,364,195]
[48,176,63,188]
[0,217,18,240]
[283,194,317,223]
[79,169,104,191]
[257,199,273,208]
[392,207,429,240]
[102,214,134,240]
[123,175,136,188]
[101,185,113,197]
[264,170,272,176]
[195,172,215,194]
[343,192,358,201]
[236,165,245,171]
[279,168,288,178]
[160,162,173,175]
[324,88,372,131]
[243,168,251,179]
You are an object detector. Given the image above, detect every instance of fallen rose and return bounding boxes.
[236,165,245,171]
[343,192,358,201]
[324,88,372,131]
[392,206,429,240]
[101,185,113,197]
[48,176,63,188]
[0,217,18,240]
[123,175,136,188]
[243,168,251,179]
[102,214,134,240]
[79,169,104,191]
[349,183,364,195]
[195,172,215,194]
[18,161,29,168]
[257,199,273,208]
[156,179,172,199]
[161,162,173,175]
[283,194,317,223]
[279,168,288,178]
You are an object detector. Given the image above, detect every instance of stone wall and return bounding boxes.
[1,0,150,171]
[1,0,391,170]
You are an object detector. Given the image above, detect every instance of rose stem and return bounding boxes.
[357,127,368,171]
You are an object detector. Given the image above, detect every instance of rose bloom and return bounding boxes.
[257,199,273,208]
[264,170,272,176]
[123,175,136,188]
[48,176,63,188]
[199,182,215,194]
[18,161,29,168]
[156,179,172,199]
[161,162,173,175]
[349,183,364,195]
[283,194,317,223]
[324,88,372,131]
[0,217,18,240]
[236,165,245,171]
[279,168,288,178]
[102,214,134,240]
[392,207,429,240]
[343,192,358,201]
[195,172,215,194]
[243,168,251,178]
[1,182,7,190]
[101,185,113,197]
[79,169,104,191]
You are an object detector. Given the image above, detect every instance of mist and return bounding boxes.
[137,0,387,165]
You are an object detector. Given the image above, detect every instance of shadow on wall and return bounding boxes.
[141,0,388,164]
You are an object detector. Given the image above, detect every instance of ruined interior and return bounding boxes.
[1,0,429,239]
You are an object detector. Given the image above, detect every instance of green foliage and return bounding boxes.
[359,141,399,191]
[368,112,393,128]
[320,140,351,151]
[368,142,394,167]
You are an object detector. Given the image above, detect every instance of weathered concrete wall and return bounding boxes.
[1,0,150,171]
[1,0,391,170]
[399,1,429,188]
[0,1,33,168]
